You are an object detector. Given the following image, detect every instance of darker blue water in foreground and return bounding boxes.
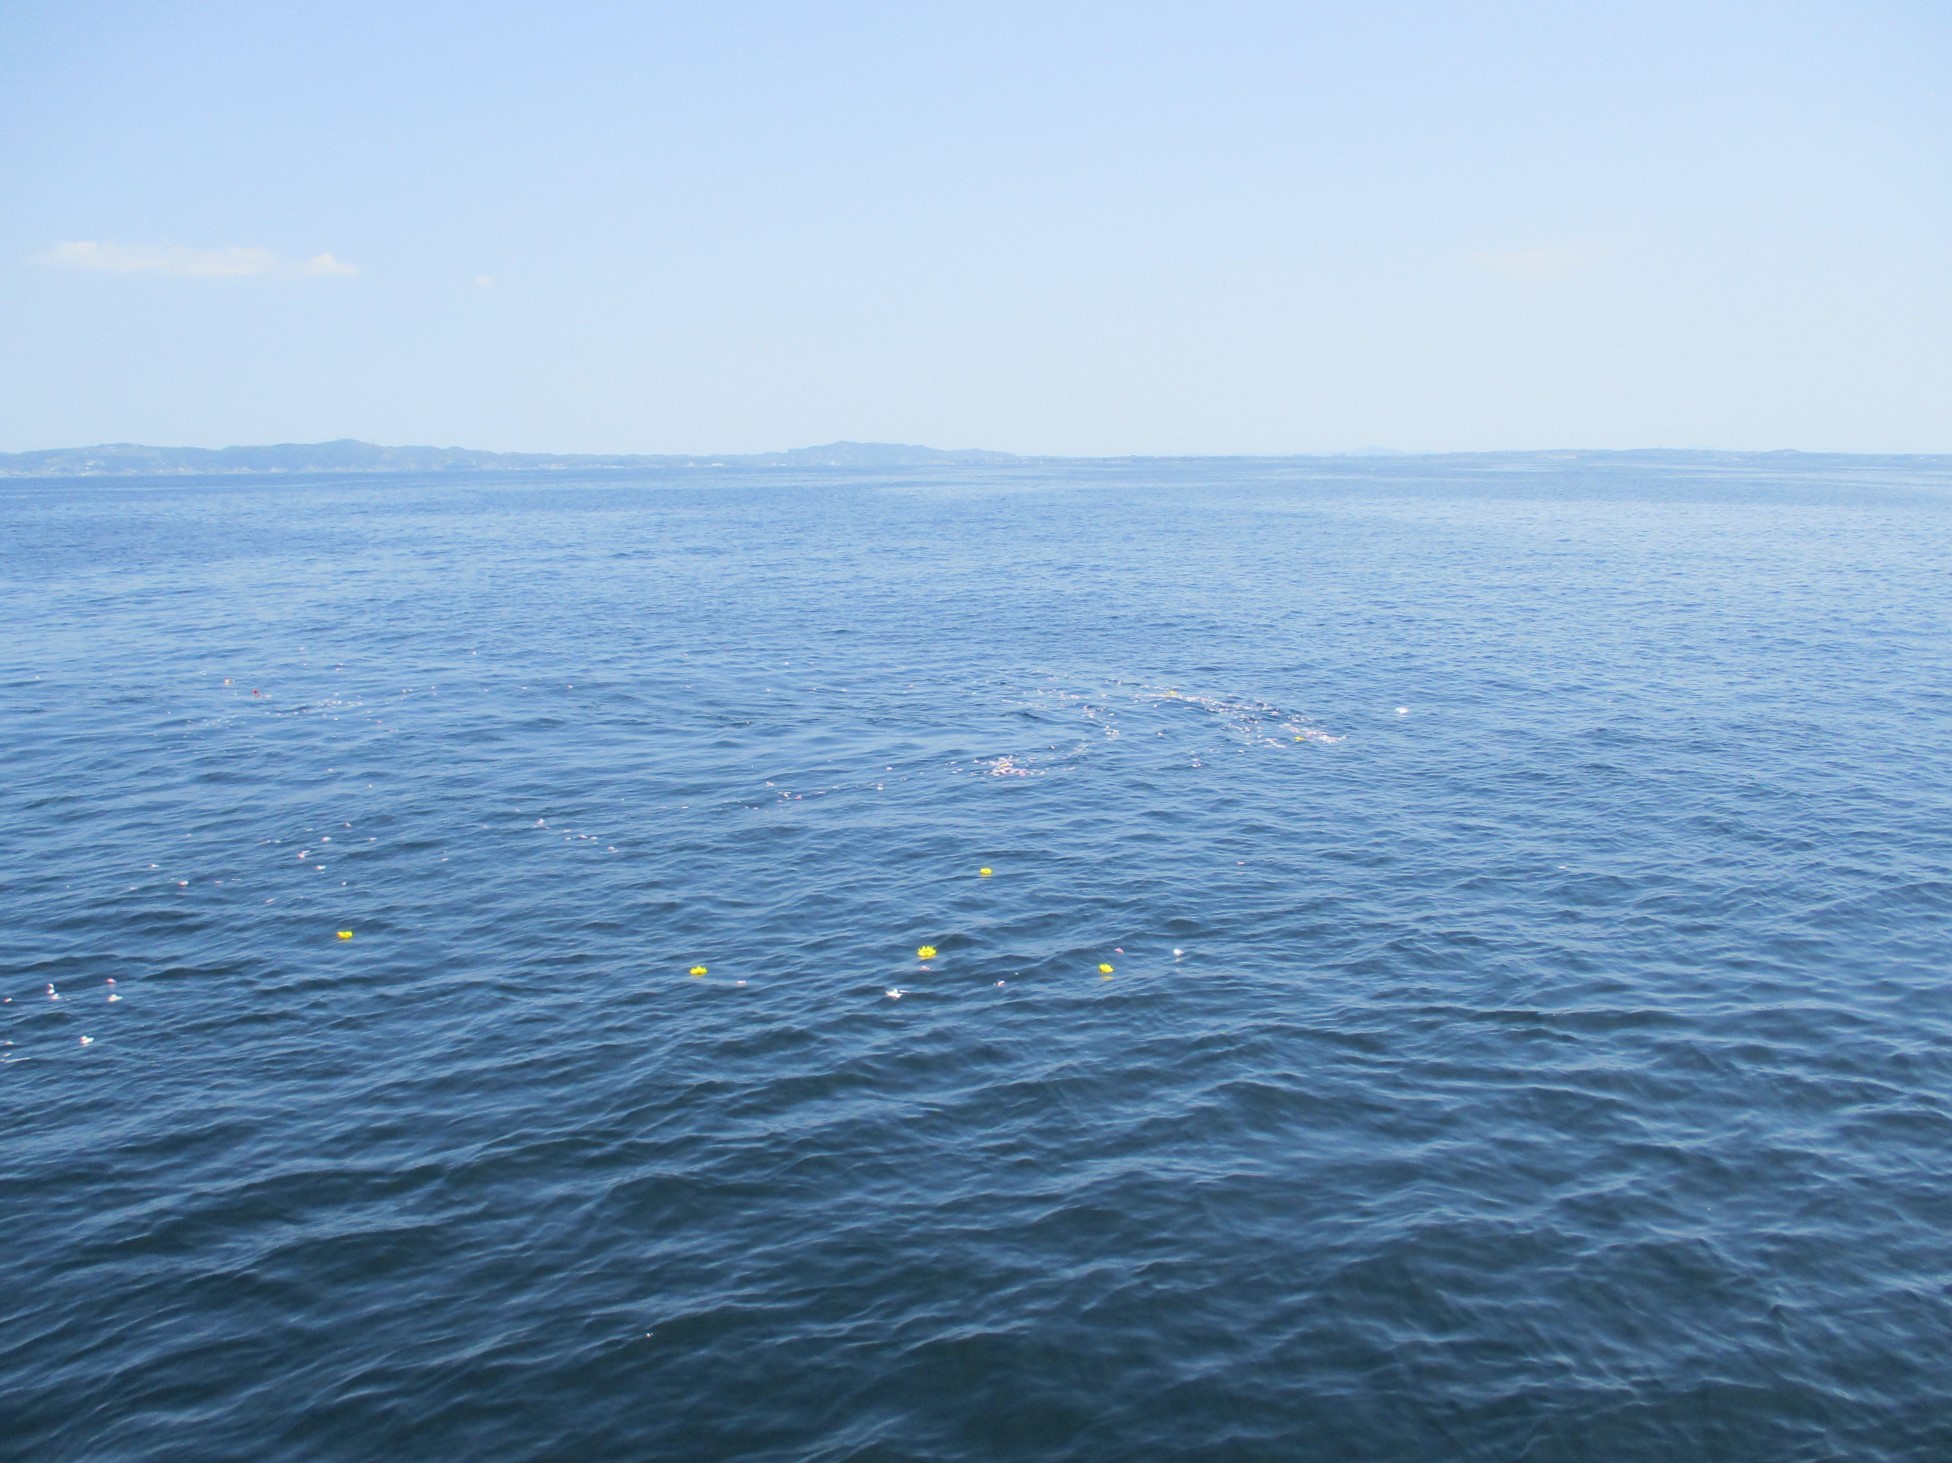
[4,457,1952,1461]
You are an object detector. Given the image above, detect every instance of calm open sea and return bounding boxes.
[4,456,1951,1460]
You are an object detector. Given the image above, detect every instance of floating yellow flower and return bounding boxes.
[917,945,937,960]
[688,965,707,977]
[336,930,354,941]
[978,867,992,877]
[1098,962,1114,974]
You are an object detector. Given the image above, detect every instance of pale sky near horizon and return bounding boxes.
[3,1,1948,455]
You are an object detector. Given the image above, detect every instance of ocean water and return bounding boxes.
[4,456,1951,1461]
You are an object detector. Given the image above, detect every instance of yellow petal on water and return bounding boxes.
[688,965,708,977]
[336,930,354,940]
[1098,963,1114,974]
[917,945,937,960]
[978,867,992,877]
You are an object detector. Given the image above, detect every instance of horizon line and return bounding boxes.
[6,437,1952,463]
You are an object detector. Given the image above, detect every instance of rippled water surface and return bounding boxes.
[5,457,1952,1460]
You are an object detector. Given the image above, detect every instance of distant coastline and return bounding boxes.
[1,439,1947,478]
[0,439,1018,478]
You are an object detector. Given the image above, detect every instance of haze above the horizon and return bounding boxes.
[3,1,1948,456]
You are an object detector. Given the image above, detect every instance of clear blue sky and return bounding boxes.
[3,1,1947,454]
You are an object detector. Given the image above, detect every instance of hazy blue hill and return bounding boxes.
[2,439,1946,478]
[0,438,1021,477]
[0,439,521,476]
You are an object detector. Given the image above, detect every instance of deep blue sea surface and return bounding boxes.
[5,456,1952,1460]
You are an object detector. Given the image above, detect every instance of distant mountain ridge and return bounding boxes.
[2,439,1947,478]
[0,438,1021,477]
